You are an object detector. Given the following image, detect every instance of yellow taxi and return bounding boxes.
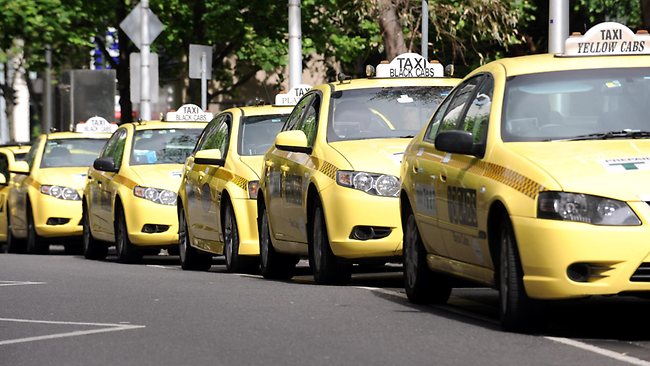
[178,86,310,272]
[7,118,116,255]
[257,53,459,284]
[400,22,650,331]
[0,144,30,252]
[82,105,208,263]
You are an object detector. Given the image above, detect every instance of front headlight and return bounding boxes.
[134,186,177,206]
[537,191,640,226]
[40,185,81,201]
[336,171,400,197]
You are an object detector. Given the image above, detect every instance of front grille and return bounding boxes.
[630,262,650,282]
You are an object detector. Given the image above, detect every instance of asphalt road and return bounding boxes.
[2,247,650,366]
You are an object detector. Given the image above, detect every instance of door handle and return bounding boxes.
[198,172,206,182]
[265,160,274,168]
[412,162,422,174]
[280,165,290,173]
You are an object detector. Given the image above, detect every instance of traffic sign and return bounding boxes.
[119,2,164,50]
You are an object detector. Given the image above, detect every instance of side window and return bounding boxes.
[283,94,315,132]
[424,93,454,141]
[298,95,320,146]
[460,76,494,144]
[438,76,484,133]
[101,129,127,167]
[25,139,40,169]
[0,153,9,182]
[194,115,223,152]
[202,115,231,157]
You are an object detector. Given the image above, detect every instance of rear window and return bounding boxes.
[238,114,288,156]
[40,138,107,168]
[131,128,202,165]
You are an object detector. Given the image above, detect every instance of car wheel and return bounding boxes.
[223,202,257,273]
[115,207,142,264]
[499,213,544,332]
[82,205,107,260]
[26,206,48,254]
[309,202,351,285]
[6,211,26,254]
[258,206,295,279]
[178,208,212,271]
[403,210,451,304]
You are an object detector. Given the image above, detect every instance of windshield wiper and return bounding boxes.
[569,130,650,141]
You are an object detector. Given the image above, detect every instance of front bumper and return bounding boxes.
[320,185,402,259]
[512,207,650,300]
[33,195,82,238]
[125,198,178,246]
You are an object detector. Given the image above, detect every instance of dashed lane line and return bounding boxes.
[0,318,146,346]
[0,281,46,287]
[545,337,650,366]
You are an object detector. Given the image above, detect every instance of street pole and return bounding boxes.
[140,0,151,120]
[43,45,52,133]
[548,0,569,54]
[288,0,302,89]
[421,0,428,58]
[201,51,206,110]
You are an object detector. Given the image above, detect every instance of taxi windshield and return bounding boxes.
[503,67,650,142]
[40,138,107,168]
[131,128,202,165]
[238,114,288,156]
[328,86,451,142]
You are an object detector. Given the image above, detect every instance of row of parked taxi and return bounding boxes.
[5,21,650,332]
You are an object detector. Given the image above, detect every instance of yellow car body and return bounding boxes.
[399,22,650,331]
[258,55,459,284]
[83,120,206,262]
[178,104,294,272]
[7,133,110,254]
[0,144,30,250]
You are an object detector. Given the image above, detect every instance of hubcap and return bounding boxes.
[224,210,233,265]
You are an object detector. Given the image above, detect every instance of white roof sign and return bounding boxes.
[166,104,213,122]
[564,22,650,56]
[75,116,118,133]
[375,52,443,78]
[274,84,312,106]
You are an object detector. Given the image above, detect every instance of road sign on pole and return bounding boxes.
[189,44,212,111]
[119,2,164,50]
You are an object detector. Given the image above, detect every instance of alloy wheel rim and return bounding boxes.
[500,228,509,314]
[179,213,187,263]
[224,210,233,265]
[405,216,418,289]
[260,212,269,268]
[313,210,322,271]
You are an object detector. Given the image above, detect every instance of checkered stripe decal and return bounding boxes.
[215,169,248,191]
[231,175,248,191]
[318,161,338,180]
[482,162,545,199]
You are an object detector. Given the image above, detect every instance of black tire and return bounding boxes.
[26,206,48,254]
[115,207,142,264]
[223,202,257,273]
[403,210,451,304]
[178,208,212,271]
[499,213,544,333]
[258,206,295,280]
[309,202,351,285]
[82,205,107,260]
[6,211,26,254]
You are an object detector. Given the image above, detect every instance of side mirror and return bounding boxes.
[194,149,224,166]
[275,130,312,154]
[435,130,483,157]
[93,156,119,173]
[10,160,29,175]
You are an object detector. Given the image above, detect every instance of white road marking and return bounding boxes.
[545,337,650,366]
[0,281,46,287]
[145,265,167,269]
[0,318,145,346]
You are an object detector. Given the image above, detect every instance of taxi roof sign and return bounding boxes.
[274,84,312,106]
[165,104,213,122]
[564,22,650,56]
[75,116,118,133]
[375,52,443,78]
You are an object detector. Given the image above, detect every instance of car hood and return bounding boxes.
[329,138,410,176]
[39,167,89,190]
[508,140,650,201]
[239,156,263,180]
[129,164,184,191]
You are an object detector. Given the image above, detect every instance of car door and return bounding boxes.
[435,75,494,268]
[409,95,454,257]
[185,114,230,243]
[95,129,127,237]
[9,139,40,234]
[0,151,11,238]
[264,94,316,242]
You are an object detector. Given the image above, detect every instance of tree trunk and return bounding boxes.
[641,0,650,30]
[376,0,408,61]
